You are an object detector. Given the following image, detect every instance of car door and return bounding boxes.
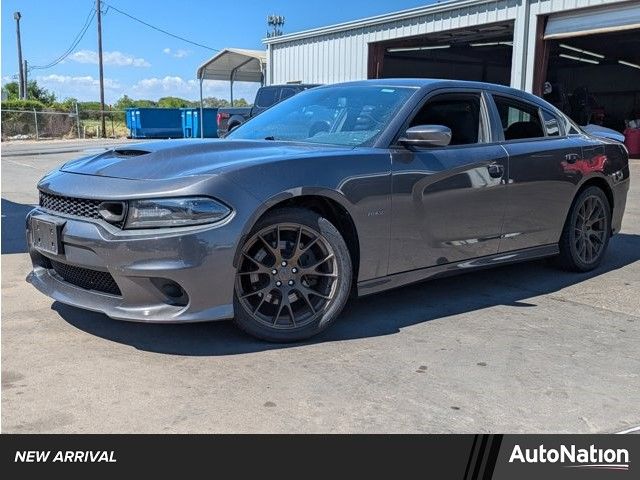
[388,90,509,274]
[488,93,584,252]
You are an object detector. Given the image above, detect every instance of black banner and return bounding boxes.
[1,434,638,478]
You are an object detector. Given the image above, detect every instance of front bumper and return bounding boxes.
[26,209,239,323]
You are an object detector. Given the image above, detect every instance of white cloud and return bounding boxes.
[69,50,150,67]
[26,74,258,104]
[39,74,121,89]
[162,48,190,58]
[36,74,124,102]
[131,75,259,101]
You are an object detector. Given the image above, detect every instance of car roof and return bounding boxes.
[263,84,320,88]
[325,78,547,107]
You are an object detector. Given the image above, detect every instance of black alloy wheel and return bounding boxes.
[557,186,611,272]
[574,194,607,264]
[234,208,352,341]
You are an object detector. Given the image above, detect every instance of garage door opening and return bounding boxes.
[538,2,640,133]
[368,22,513,85]
[542,29,640,133]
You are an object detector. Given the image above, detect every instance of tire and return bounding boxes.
[556,186,611,272]
[234,208,352,342]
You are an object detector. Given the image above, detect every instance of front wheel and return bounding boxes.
[234,208,352,342]
[557,186,611,272]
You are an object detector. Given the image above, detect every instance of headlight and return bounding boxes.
[124,197,231,229]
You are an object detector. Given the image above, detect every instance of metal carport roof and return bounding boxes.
[195,48,266,137]
[197,48,267,82]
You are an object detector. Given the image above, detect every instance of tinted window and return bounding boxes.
[227,85,417,147]
[279,88,297,101]
[255,88,279,108]
[493,96,544,140]
[541,109,560,136]
[410,94,483,145]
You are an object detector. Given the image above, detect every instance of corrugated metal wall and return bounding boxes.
[265,0,630,91]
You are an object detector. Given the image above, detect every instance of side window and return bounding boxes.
[493,95,545,141]
[409,93,484,146]
[565,116,582,135]
[255,88,278,109]
[541,109,560,136]
[279,88,297,101]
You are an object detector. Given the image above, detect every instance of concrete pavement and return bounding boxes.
[2,144,639,433]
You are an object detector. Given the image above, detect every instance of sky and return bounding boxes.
[1,0,435,104]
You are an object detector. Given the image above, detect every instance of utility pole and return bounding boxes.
[23,60,28,98]
[96,0,106,137]
[14,12,25,99]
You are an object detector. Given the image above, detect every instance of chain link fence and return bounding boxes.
[1,106,128,141]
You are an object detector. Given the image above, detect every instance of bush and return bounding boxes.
[1,99,47,111]
[77,101,103,111]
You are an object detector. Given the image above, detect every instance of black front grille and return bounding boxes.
[39,191,102,219]
[49,260,122,296]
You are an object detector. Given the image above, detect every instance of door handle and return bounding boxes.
[565,153,579,164]
[487,163,504,178]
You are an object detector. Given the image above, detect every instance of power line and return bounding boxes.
[30,7,96,70]
[103,2,218,52]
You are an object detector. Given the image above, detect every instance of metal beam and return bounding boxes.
[199,77,204,138]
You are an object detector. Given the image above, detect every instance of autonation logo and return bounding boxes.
[509,444,630,471]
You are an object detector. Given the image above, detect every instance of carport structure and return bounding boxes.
[196,48,266,137]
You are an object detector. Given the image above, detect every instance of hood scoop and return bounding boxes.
[112,148,151,157]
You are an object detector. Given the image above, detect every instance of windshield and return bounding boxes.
[227,85,417,147]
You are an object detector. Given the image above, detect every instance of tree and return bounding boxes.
[2,82,19,100]
[157,96,197,108]
[3,80,56,105]
[201,97,250,108]
[114,95,156,110]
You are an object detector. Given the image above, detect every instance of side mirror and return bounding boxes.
[399,125,452,147]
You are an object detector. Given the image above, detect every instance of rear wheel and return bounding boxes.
[234,208,352,342]
[557,186,611,272]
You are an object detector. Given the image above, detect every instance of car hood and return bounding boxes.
[60,139,349,180]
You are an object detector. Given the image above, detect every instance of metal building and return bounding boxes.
[264,0,640,131]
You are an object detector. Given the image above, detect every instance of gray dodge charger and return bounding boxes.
[26,79,630,341]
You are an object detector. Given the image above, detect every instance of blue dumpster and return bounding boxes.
[181,108,218,138]
[125,108,184,139]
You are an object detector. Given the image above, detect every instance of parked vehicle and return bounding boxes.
[216,84,319,137]
[27,79,630,342]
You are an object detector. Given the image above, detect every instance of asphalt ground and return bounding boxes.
[2,139,639,433]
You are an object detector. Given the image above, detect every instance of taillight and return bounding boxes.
[217,112,229,126]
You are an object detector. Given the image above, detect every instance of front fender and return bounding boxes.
[232,187,354,268]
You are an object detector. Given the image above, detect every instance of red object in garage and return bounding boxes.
[624,128,640,157]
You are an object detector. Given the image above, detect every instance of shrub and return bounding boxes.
[1,99,47,111]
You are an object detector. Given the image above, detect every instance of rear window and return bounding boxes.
[255,88,279,108]
[279,88,297,101]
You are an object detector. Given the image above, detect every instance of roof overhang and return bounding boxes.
[197,48,266,82]
[262,0,496,44]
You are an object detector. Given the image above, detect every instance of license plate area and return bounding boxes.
[31,217,65,255]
